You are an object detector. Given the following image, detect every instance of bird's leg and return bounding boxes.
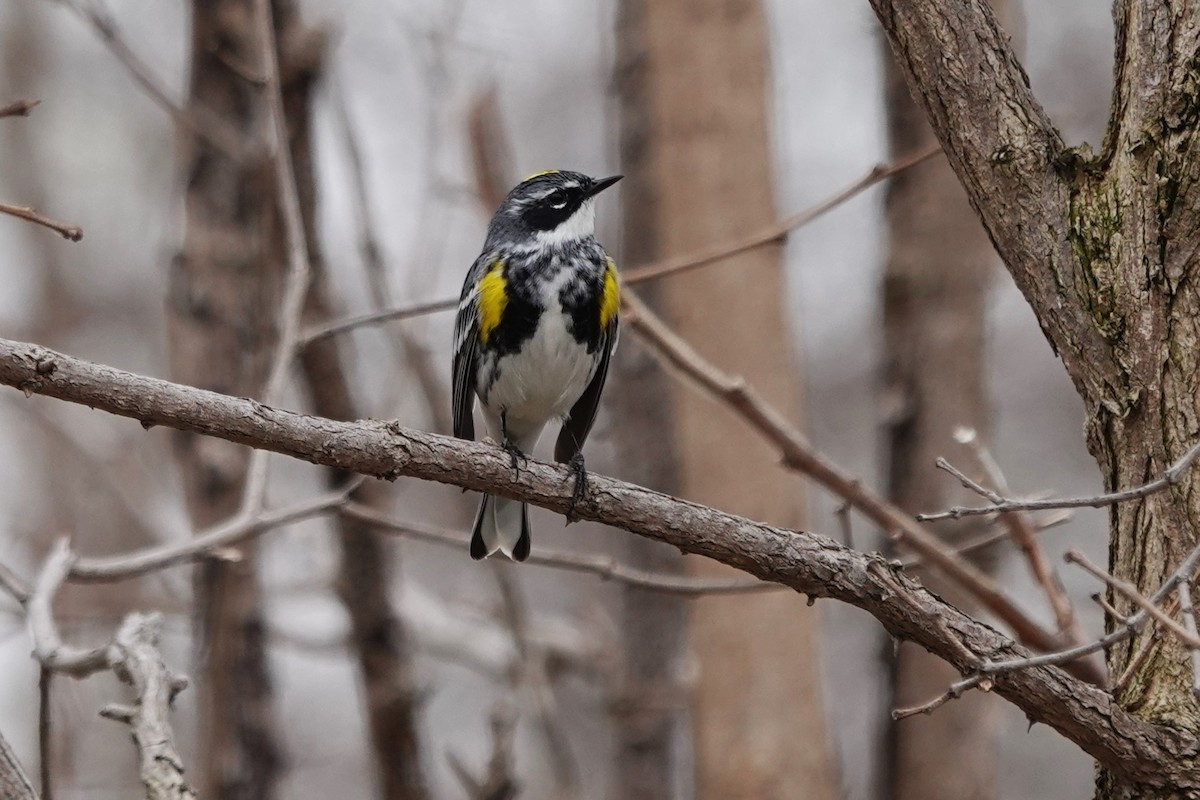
[499,411,527,476]
[564,451,588,523]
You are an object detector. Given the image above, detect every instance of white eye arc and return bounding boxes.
[547,190,568,209]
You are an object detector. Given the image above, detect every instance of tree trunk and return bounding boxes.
[879,36,999,800]
[869,1,1200,797]
[611,3,691,796]
[170,2,284,796]
[620,0,837,797]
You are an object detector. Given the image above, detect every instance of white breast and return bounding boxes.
[478,268,597,441]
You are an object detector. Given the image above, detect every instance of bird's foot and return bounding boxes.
[564,452,588,523]
[501,438,528,476]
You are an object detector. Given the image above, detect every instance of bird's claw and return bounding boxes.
[501,439,527,476]
[564,452,587,523]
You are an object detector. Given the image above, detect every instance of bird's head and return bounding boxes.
[487,170,622,249]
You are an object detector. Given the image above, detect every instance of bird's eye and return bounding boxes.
[547,190,568,210]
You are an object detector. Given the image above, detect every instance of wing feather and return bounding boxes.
[452,253,495,440]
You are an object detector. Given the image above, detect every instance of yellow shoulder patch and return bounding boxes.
[477,260,508,344]
[522,169,560,182]
[600,257,620,329]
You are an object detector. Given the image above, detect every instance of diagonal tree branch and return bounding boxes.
[0,337,1194,789]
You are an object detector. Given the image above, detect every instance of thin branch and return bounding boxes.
[301,297,457,347]
[28,539,111,677]
[98,612,197,800]
[978,540,1200,677]
[952,430,1082,643]
[0,336,1194,787]
[622,143,942,285]
[69,482,359,583]
[1092,592,1134,626]
[1176,580,1200,701]
[342,502,778,596]
[891,674,986,721]
[0,560,31,605]
[900,510,1072,570]
[297,145,943,346]
[0,99,39,119]
[621,291,1101,681]
[0,203,82,241]
[239,0,317,515]
[1065,550,1200,649]
[920,440,1200,521]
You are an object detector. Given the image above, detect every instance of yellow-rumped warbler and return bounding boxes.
[452,170,622,561]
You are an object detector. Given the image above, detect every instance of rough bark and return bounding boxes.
[623,0,836,797]
[171,1,283,796]
[870,1,1200,797]
[4,337,1200,791]
[0,728,38,800]
[879,22,1000,800]
[612,2,691,796]
[276,11,428,797]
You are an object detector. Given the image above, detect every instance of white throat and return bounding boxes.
[534,199,596,247]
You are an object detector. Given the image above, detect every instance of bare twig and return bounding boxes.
[298,145,944,346]
[1065,550,1200,649]
[342,502,777,596]
[1113,620,1164,694]
[978,541,1200,677]
[892,674,987,721]
[0,560,31,605]
[1092,592,1134,626]
[69,482,359,583]
[28,539,110,677]
[900,510,1072,570]
[1176,579,1200,701]
[0,99,39,119]
[835,500,854,549]
[238,0,317,516]
[920,440,1200,521]
[952,429,1082,643]
[620,142,942,285]
[0,203,81,241]
[98,613,197,800]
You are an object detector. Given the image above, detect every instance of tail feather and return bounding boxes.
[469,494,531,562]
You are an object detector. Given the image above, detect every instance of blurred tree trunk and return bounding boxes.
[275,9,428,798]
[619,0,837,797]
[170,1,283,797]
[878,24,1002,800]
[611,2,691,798]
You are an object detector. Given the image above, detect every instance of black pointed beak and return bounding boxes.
[587,174,623,197]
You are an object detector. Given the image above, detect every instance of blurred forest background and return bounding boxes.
[0,1,1119,799]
